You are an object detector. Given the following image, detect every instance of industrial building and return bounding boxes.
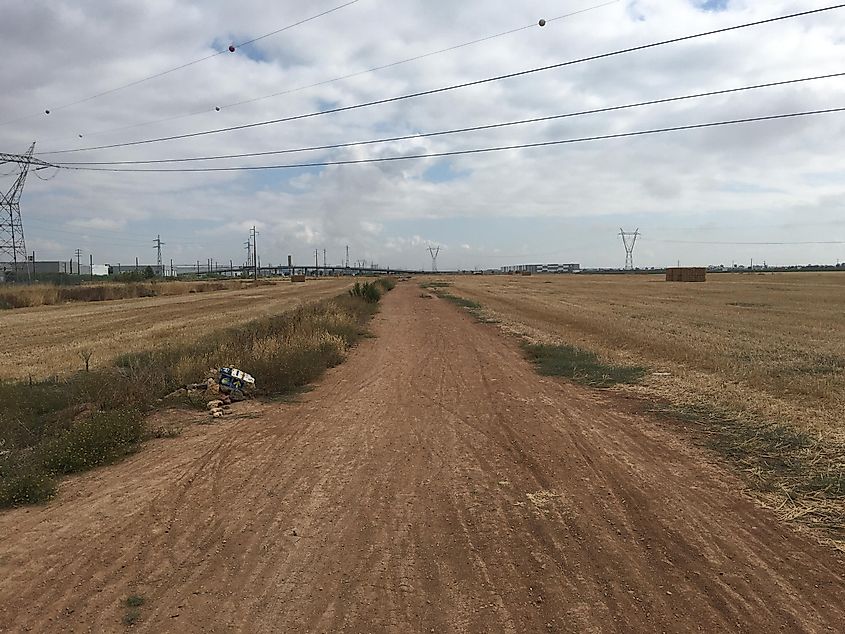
[500,263,580,274]
[1,260,92,276]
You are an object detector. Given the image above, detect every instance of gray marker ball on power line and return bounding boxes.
[539,19,546,26]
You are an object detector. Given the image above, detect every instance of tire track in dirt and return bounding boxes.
[0,283,843,633]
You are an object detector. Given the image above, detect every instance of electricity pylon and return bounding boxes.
[153,235,165,276]
[0,143,39,280]
[619,228,640,270]
[427,245,440,272]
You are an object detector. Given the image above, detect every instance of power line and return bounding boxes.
[37,3,845,156]
[651,239,845,245]
[54,72,845,166]
[24,219,205,246]
[210,1,621,111]
[0,0,362,127]
[54,106,845,173]
[40,1,619,146]
[26,225,161,246]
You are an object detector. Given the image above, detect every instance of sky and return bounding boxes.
[1,0,845,271]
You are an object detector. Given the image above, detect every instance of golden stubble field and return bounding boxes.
[0,278,352,380]
[449,272,845,441]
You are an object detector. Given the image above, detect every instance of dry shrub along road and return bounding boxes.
[0,278,351,381]
[0,284,842,633]
[448,273,845,440]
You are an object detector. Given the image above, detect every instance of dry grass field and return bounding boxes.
[448,272,845,442]
[0,279,250,309]
[0,278,352,380]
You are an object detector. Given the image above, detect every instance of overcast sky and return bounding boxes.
[2,0,844,270]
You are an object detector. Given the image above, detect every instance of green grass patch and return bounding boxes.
[522,343,646,388]
[437,293,480,310]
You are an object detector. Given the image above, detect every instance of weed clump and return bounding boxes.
[349,281,381,303]
[348,277,396,303]
[522,343,645,387]
[125,595,145,608]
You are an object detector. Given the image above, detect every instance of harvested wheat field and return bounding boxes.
[447,272,845,441]
[0,278,351,380]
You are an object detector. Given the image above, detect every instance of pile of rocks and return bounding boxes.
[206,397,229,419]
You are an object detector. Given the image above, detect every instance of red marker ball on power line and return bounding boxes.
[539,19,546,26]
[228,45,236,52]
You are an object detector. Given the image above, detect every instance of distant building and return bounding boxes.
[1,260,92,276]
[500,263,580,274]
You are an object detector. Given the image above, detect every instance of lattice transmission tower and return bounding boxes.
[0,143,37,280]
[619,228,640,270]
[427,245,440,272]
[153,235,165,276]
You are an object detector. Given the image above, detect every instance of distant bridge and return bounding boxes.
[180,265,430,278]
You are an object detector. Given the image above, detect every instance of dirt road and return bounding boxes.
[0,284,842,632]
[0,278,350,380]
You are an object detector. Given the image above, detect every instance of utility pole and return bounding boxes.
[250,226,259,280]
[619,228,640,270]
[89,254,93,280]
[153,234,165,277]
[323,248,327,269]
[427,245,440,272]
[74,248,82,276]
[346,245,349,268]
[315,248,319,274]
[0,142,36,281]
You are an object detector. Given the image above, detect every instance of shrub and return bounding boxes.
[349,281,382,303]
[39,409,144,475]
[376,277,396,292]
[0,467,57,507]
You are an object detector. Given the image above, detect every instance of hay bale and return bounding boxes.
[666,267,706,282]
